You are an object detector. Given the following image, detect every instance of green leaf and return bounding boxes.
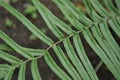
[5,18,13,27]
[115,0,120,10]
[0,64,11,70]
[0,50,22,64]
[73,34,98,80]
[23,48,44,56]
[0,70,6,79]
[0,44,13,51]
[108,18,120,37]
[32,0,75,36]
[63,38,90,80]
[31,59,41,80]
[0,64,12,80]
[0,43,44,56]
[0,30,33,59]
[53,46,81,80]
[44,51,72,80]
[54,0,92,26]
[91,25,120,73]
[82,29,120,79]
[24,4,36,14]
[103,0,119,15]
[88,0,109,17]
[18,63,26,80]
[99,21,120,60]
[4,69,14,80]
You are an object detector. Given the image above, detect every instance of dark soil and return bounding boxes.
[0,0,118,80]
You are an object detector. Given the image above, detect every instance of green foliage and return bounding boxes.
[0,0,120,80]
[24,4,38,19]
[11,0,18,3]
[5,18,13,27]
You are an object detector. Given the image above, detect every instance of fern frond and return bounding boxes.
[0,0,120,80]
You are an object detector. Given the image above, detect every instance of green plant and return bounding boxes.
[24,3,38,19]
[5,18,13,27]
[0,0,120,80]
